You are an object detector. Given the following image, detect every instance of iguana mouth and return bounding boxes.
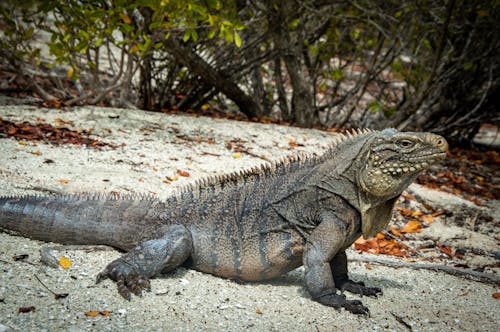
[380,152,446,176]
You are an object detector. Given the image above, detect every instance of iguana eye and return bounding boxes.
[398,139,414,148]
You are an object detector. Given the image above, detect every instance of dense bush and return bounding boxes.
[0,0,498,143]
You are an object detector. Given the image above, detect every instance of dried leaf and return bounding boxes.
[12,254,29,261]
[390,226,403,237]
[55,293,69,299]
[492,293,500,299]
[397,207,423,218]
[58,179,71,184]
[255,308,263,315]
[437,242,453,258]
[59,256,72,270]
[164,175,179,183]
[401,192,416,200]
[18,306,36,313]
[85,311,99,317]
[355,235,409,257]
[421,214,435,223]
[364,263,373,270]
[401,220,422,233]
[176,169,190,177]
[30,150,42,156]
[100,310,111,316]
[54,118,74,125]
[119,13,132,24]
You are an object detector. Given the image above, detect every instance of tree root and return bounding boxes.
[350,255,500,286]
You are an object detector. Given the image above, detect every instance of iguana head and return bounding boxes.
[348,129,448,238]
[359,129,448,198]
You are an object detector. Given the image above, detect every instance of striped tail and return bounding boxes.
[0,194,165,250]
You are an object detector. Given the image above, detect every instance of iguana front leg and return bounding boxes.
[96,224,193,300]
[331,251,382,297]
[303,212,369,315]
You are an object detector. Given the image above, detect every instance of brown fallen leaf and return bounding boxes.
[176,169,190,177]
[492,293,500,299]
[354,235,409,257]
[12,254,29,261]
[390,225,403,238]
[58,179,71,184]
[401,192,416,200]
[437,242,453,258]
[18,306,36,313]
[397,207,423,218]
[255,308,263,315]
[421,214,435,223]
[85,311,99,317]
[401,220,422,233]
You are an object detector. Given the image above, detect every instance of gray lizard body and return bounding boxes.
[0,128,448,314]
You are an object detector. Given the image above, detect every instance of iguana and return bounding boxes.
[0,128,448,314]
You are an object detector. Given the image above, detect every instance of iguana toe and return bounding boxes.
[338,279,382,297]
[314,292,369,315]
[96,259,151,300]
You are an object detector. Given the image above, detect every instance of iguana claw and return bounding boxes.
[96,259,151,300]
[314,293,369,315]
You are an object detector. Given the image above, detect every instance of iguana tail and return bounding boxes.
[0,194,166,250]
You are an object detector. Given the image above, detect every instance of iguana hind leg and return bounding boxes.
[304,243,370,315]
[331,251,382,297]
[96,224,193,300]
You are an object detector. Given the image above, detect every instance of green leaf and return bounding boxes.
[95,37,103,47]
[288,18,300,30]
[22,27,34,40]
[423,39,432,50]
[368,101,382,113]
[191,29,198,42]
[331,68,343,80]
[207,28,217,39]
[183,30,191,42]
[352,28,360,39]
[392,60,403,72]
[463,63,476,71]
[234,31,241,47]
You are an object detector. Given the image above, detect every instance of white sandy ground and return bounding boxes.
[0,105,498,331]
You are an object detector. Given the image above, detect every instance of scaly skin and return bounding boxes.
[0,128,448,314]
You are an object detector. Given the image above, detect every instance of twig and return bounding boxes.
[201,151,222,157]
[237,148,270,161]
[34,274,68,299]
[350,255,500,285]
[391,312,413,331]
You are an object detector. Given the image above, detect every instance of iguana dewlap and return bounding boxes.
[0,128,448,314]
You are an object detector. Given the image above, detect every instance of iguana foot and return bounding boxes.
[314,292,369,315]
[336,279,382,297]
[96,259,151,300]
